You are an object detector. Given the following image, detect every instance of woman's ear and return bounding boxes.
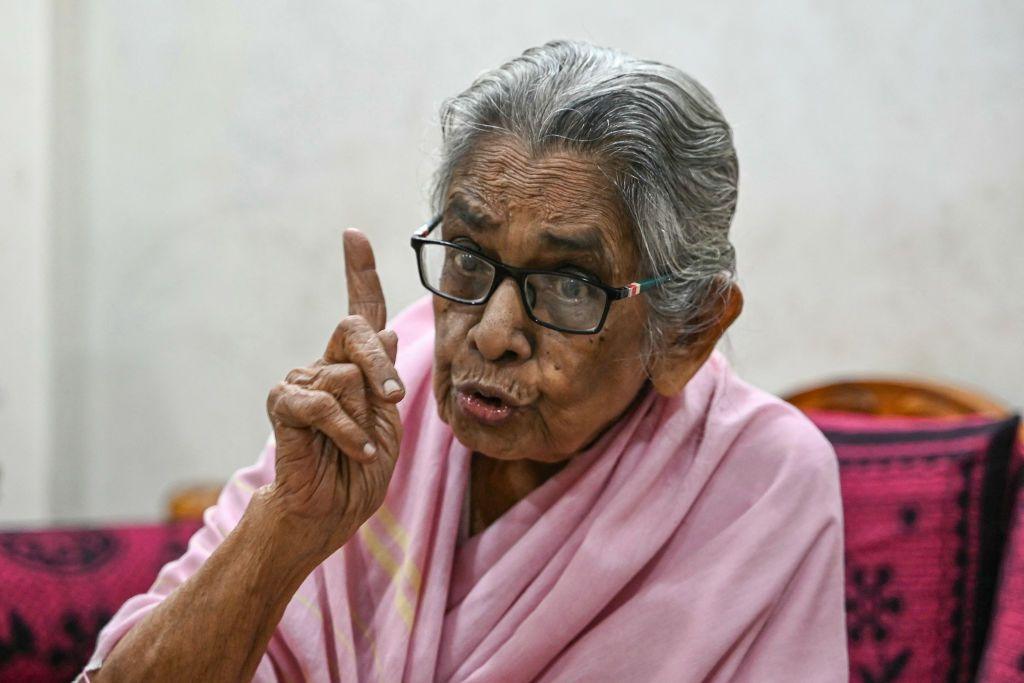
[648,282,744,396]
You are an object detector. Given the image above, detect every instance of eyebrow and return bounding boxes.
[447,196,499,231]
[540,229,604,254]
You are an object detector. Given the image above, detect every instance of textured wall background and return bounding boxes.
[2,0,1022,524]
[0,0,51,523]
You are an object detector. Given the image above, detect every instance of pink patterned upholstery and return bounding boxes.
[978,438,1024,681]
[807,411,1020,683]
[0,521,200,682]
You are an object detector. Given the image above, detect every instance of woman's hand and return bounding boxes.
[263,229,405,562]
[91,230,404,683]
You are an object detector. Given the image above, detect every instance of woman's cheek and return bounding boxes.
[431,343,456,426]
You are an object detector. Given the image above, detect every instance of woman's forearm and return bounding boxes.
[91,490,329,682]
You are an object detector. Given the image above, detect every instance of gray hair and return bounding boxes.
[431,39,739,355]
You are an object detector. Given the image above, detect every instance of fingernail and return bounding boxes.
[383,378,403,397]
[363,442,377,458]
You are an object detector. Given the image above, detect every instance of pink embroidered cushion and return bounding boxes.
[0,521,200,682]
[807,411,1020,683]
[978,437,1024,681]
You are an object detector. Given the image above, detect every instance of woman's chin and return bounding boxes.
[450,415,575,463]
[449,413,524,459]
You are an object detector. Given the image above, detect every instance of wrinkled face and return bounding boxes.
[431,136,651,462]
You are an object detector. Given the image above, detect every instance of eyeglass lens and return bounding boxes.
[417,242,607,331]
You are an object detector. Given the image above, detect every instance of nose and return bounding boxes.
[467,278,533,363]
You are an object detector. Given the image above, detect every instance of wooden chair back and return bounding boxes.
[783,377,1011,420]
[168,483,223,522]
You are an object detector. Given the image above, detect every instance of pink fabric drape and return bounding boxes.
[83,296,847,681]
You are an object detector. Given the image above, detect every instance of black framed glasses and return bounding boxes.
[410,215,671,334]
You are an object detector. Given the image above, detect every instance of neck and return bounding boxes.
[469,453,567,536]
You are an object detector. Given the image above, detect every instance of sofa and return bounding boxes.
[0,378,1020,682]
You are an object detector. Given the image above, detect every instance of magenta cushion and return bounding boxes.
[0,520,200,682]
[808,411,1020,683]
[978,437,1024,681]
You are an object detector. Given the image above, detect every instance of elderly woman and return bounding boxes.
[84,40,846,682]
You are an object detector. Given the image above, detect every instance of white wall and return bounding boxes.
[0,0,52,524]
[3,1,1022,524]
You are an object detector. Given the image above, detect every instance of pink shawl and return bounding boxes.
[84,296,848,681]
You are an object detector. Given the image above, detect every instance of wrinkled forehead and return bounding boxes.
[445,136,639,265]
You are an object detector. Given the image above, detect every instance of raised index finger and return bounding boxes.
[343,228,386,332]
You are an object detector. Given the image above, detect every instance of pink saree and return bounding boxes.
[83,296,848,681]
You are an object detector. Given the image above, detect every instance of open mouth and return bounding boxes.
[472,391,504,407]
[455,387,517,425]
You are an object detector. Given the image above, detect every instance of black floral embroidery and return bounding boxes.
[46,609,112,677]
[898,504,919,532]
[856,650,912,683]
[847,564,903,643]
[0,531,118,574]
[0,610,35,668]
[846,563,913,682]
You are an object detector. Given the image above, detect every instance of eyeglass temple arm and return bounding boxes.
[613,274,673,299]
[413,215,443,239]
